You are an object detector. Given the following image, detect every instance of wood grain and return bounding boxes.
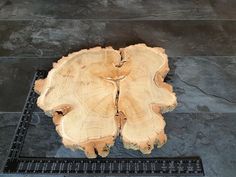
[35,44,177,158]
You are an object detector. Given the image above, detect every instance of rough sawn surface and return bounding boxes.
[34,44,177,158]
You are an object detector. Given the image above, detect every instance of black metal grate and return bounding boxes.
[3,70,204,176]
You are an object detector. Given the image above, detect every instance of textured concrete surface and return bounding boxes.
[170,57,236,113]
[0,0,218,20]
[0,20,235,57]
[0,0,234,20]
[0,0,236,177]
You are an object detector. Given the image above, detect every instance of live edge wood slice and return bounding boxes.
[34,44,177,158]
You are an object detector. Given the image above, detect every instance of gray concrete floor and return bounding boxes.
[0,0,236,177]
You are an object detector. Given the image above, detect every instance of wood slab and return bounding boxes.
[35,44,177,158]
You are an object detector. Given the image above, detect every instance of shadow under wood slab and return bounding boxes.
[34,44,177,158]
